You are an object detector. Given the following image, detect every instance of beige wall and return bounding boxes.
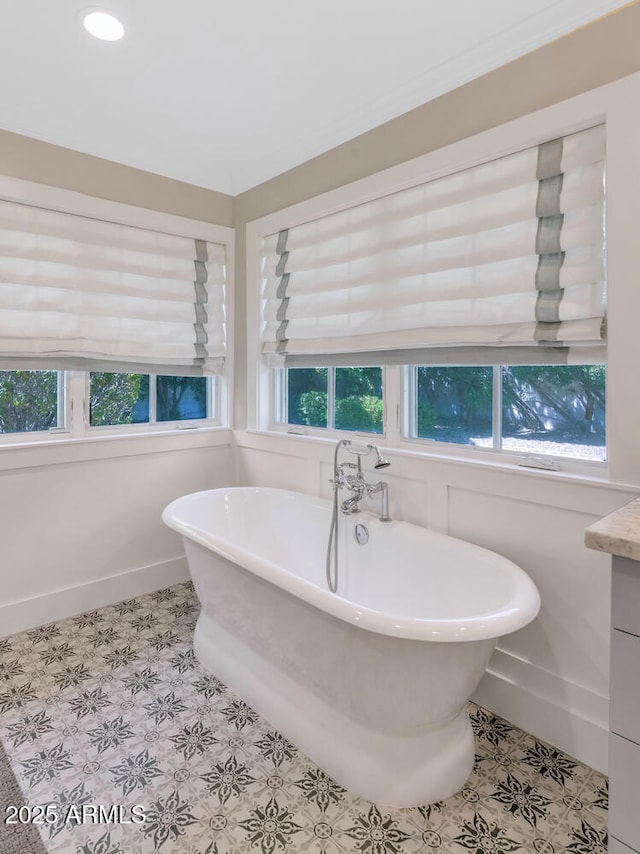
[0,128,233,226]
[234,0,640,427]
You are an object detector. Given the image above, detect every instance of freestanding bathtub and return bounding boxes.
[162,487,540,806]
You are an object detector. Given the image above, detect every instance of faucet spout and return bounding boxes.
[340,495,362,514]
[366,480,391,522]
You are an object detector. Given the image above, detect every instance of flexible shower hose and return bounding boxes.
[325,438,346,593]
[325,485,339,593]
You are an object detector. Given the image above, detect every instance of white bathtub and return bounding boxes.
[162,486,540,806]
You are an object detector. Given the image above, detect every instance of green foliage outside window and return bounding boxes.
[0,371,210,433]
[0,371,58,434]
[417,367,492,442]
[416,363,605,458]
[90,373,208,425]
[335,368,383,433]
[287,367,383,434]
[286,364,606,459]
[90,373,149,426]
[287,368,328,428]
[156,376,207,422]
[501,365,605,438]
[295,390,328,428]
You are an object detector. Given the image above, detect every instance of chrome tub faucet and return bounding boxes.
[331,439,391,522]
[326,439,391,593]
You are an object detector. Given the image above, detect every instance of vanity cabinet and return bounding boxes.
[586,503,640,854]
[608,556,640,852]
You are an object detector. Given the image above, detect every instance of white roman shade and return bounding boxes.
[261,124,606,366]
[0,200,227,375]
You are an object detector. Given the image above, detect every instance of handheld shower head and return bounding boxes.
[342,440,390,469]
[367,444,391,469]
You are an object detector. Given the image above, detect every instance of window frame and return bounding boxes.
[403,364,606,466]
[82,372,219,436]
[269,362,608,473]
[276,365,385,437]
[247,72,640,481]
[0,370,222,446]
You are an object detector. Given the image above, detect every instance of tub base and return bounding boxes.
[194,611,475,807]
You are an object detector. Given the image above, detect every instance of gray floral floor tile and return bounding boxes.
[0,582,608,854]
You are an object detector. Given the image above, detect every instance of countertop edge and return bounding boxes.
[585,496,640,560]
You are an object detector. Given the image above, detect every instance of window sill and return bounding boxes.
[241,427,621,490]
[0,425,233,472]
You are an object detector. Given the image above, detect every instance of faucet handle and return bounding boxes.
[333,464,352,490]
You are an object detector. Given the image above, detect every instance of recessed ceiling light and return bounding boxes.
[83,10,125,42]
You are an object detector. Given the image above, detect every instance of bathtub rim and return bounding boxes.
[162,486,541,643]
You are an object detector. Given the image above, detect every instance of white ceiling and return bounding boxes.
[0,0,632,195]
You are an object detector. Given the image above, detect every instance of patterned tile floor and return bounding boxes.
[0,582,608,854]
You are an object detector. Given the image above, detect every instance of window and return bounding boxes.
[0,370,217,441]
[89,373,151,427]
[0,371,62,435]
[256,122,606,466]
[0,174,233,447]
[407,364,605,461]
[246,76,640,477]
[282,367,383,434]
[156,376,208,423]
[275,363,605,462]
[411,366,492,446]
[286,368,328,428]
[89,374,209,427]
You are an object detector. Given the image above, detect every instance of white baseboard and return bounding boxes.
[473,648,609,774]
[0,557,190,637]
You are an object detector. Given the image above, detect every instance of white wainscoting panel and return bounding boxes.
[0,433,235,635]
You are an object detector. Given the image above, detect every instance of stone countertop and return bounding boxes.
[585,496,640,560]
